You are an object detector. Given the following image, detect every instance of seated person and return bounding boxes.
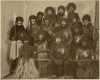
[76,35,98,79]
[48,33,72,78]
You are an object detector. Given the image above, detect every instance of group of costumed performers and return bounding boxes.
[9,2,99,79]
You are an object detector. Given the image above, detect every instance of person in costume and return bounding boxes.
[48,33,72,79]
[76,35,98,79]
[66,3,80,25]
[42,17,55,45]
[43,6,57,26]
[82,14,99,51]
[37,11,44,27]
[9,16,25,72]
[14,34,39,79]
[26,15,41,43]
[34,31,49,77]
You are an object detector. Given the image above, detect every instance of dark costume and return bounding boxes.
[48,33,71,78]
[76,36,98,79]
[37,11,43,27]
[82,15,99,49]
[26,15,41,43]
[34,31,49,77]
[9,16,25,71]
[14,35,39,79]
[44,6,57,26]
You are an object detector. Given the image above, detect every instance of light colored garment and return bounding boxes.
[10,40,23,60]
[14,58,39,79]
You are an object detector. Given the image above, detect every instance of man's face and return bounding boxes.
[45,20,49,26]
[38,15,42,20]
[61,20,66,27]
[31,19,36,24]
[74,28,79,33]
[72,18,77,23]
[69,7,74,13]
[56,38,61,44]
[82,41,87,46]
[48,10,52,15]
[59,8,64,14]
[24,40,28,45]
[83,20,89,26]
[39,35,43,40]
[17,21,22,26]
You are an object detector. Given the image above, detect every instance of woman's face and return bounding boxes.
[83,20,89,26]
[31,19,36,24]
[56,38,61,44]
[39,35,43,40]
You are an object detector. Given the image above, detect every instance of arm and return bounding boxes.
[68,29,73,45]
[62,46,70,61]
[49,45,56,61]
[76,49,80,60]
[9,26,15,40]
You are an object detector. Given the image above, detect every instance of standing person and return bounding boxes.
[34,31,49,77]
[37,11,44,27]
[48,33,72,79]
[82,14,99,57]
[26,15,41,43]
[66,3,80,25]
[14,35,39,79]
[76,35,98,79]
[43,18,55,45]
[44,6,57,27]
[57,5,66,25]
[9,16,25,72]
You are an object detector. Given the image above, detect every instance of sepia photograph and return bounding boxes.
[1,0,99,79]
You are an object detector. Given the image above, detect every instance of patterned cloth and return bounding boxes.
[14,58,39,79]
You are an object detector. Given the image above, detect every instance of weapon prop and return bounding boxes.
[14,12,17,59]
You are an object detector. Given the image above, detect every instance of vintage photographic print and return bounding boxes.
[1,0,99,79]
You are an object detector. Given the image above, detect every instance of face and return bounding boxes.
[74,28,79,33]
[45,20,49,26]
[17,21,22,26]
[59,8,64,14]
[82,41,87,46]
[48,10,52,15]
[56,38,61,44]
[69,7,74,13]
[31,19,36,24]
[39,35,43,40]
[38,15,42,20]
[72,18,77,23]
[83,20,89,26]
[61,20,66,27]
[24,40,28,45]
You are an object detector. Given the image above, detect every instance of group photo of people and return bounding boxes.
[1,1,99,79]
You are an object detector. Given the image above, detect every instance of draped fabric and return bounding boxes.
[1,1,25,78]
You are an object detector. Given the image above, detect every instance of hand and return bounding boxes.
[58,59,63,65]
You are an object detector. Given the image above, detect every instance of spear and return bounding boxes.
[13,12,17,59]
